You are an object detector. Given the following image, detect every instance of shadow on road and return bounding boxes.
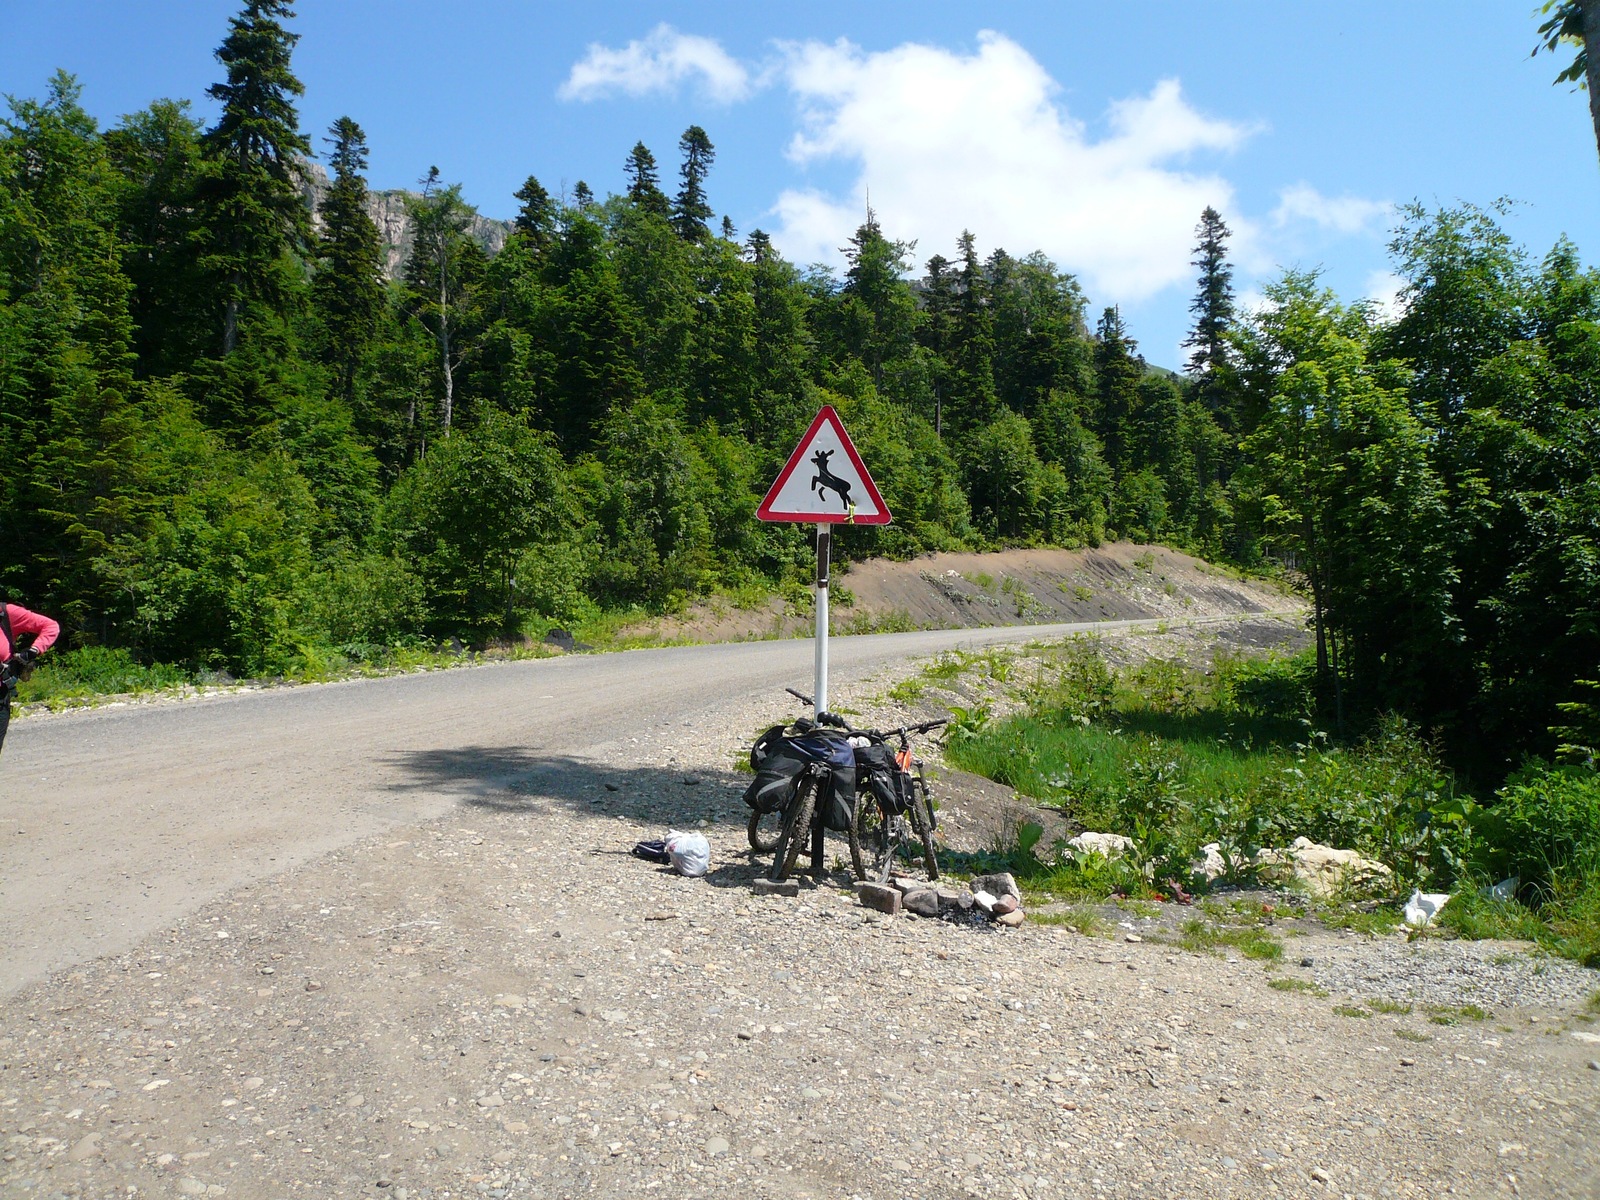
[381,745,862,892]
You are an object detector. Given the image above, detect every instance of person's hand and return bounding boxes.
[12,647,37,668]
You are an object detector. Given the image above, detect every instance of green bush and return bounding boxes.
[1470,763,1600,895]
[17,646,191,704]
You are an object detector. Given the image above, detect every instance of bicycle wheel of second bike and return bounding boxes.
[747,805,783,853]
[908,777,940,881]
[770,776,817,882]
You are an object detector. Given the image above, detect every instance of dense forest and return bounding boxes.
[2,1,1597,785]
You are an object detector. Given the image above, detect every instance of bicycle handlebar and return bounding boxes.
[782,686,948,742]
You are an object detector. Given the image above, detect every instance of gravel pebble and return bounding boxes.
[1,647,1596,1199]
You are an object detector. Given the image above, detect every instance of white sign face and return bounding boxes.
[757,405,891,525]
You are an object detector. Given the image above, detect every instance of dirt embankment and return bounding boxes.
[621,543,1300,644]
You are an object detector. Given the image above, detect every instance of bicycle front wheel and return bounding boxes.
[771,775,817,882]
[747,805,783,853]
[909,774,939,881]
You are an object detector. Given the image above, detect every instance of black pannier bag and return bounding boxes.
[743,726,857,832]
[854,741,913,816]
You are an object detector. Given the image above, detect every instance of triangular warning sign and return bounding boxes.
[757,406,891,525]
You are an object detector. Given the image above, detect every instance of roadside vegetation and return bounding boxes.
[925,638,1600,966]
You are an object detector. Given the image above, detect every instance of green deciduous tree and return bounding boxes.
[1535,1,1600,168]
[403,166,483,436]
[382,409,572,634]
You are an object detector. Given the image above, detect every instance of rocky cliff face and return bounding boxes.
[299,161,514,279]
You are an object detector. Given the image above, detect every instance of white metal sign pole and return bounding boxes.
[814,524,830,716]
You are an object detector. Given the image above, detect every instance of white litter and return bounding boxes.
[664,830,710,878]
[1403,889,1453,928]
[1488,876,1519,902]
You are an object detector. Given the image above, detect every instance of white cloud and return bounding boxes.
[1363,269,1408,322]
[767,32,1256,303]
[1272,183,1393,235]
[559,24,752,104]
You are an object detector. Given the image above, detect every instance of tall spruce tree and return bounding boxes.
[1184,206,1236,423]
[671,126,715,242]
[949,230,997,429]
[313,117,384,411]
[105,99,210,378]
[196,0,312,357]
[511,174,556,251]
[0,72,141,620]
[919,253,958,434]
[623,141,671,220]
[1093,306,1142,472]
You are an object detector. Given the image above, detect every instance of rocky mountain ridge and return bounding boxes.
[297,159,514,279]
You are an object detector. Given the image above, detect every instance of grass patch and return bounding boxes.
[1176,919,1283,961]
[1395,1029,1433,1043]
[1368,998,1414,1015]
[1268,978,1329,997]
[1332,1005,1372,1018]
[1029,906,1109,937]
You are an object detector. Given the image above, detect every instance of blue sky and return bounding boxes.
[4,1,1596,369]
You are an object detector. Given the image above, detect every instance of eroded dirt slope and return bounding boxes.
[620,544,1296,644]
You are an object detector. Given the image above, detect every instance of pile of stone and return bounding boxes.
[857,871,1026,927]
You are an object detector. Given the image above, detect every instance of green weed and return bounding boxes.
[1368,998,1414,1015]
[1176,919,1283,961]
[1268,978,1329,996]
[1333,1005,1372,1018]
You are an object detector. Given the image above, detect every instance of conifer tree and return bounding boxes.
[1184,206,1237,424]
[671,126,715,242]
[623,141,671,220]
[950,230,997,429]
[313,117,384,410]
[1093,306,1142,471]
[196,0,312,356]
[512,175,556,251]
[0,72,141,618]
[105,99,210,377]
[919,253,958,434]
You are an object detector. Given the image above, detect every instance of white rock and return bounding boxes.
[1068,832,1136,860]
[1256,837,1392,898]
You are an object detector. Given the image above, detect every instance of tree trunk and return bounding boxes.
[1584,0,1600,167]
[438,266,453,435]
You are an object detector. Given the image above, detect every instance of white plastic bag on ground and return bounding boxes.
[1403,888,1452,928]
[664,830,710,878]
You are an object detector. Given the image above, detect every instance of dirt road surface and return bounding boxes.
[3,616,1598,1199]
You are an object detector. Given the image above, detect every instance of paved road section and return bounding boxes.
[1,617,1249,996]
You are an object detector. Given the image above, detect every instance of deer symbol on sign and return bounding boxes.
[810,449,853,512]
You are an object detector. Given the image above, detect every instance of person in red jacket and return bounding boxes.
[1,601,60,757]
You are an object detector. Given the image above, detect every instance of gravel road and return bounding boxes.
[2,618,1598,1199]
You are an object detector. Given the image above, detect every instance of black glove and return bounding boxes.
[12,647,37,668]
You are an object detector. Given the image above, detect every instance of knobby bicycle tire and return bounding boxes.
[845,796,869,882]
[771,775,817,882]
[747,805,783,853]
[909,772,940,881]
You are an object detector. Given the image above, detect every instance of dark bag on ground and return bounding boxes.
[854,741,914,816]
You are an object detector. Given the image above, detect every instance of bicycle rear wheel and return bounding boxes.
[770,775,817,882]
